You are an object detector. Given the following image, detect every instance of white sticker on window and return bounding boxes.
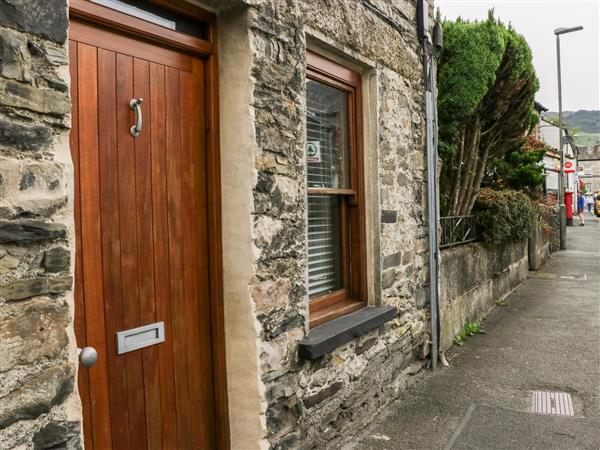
[307,141,321,163]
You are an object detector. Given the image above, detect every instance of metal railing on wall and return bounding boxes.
[440,215,478,248]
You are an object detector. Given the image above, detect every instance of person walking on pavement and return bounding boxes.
[586,194,594,213]
[577,193,585,226]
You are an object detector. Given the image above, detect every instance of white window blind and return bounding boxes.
[306,80,348,298]
[308,195,342,296]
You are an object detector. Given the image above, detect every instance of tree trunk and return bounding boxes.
[449,132,465,215]
[455,117,480,215]
[465,143,490,214]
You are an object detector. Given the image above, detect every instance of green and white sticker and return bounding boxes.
[307,141,321,163]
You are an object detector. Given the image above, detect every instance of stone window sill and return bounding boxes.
[298,306,397,360]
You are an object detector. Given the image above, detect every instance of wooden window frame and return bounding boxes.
[69,0,216,55]
[307,51,367,328]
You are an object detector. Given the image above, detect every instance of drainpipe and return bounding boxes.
[419,0,444,370]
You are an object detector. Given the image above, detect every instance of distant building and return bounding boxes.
[579,145,600,193]
[538,118,578,205]
[532,101,549,140]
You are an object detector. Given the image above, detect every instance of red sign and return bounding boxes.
[564,161,575,173]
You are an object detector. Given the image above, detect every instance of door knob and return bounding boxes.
[78,347,98,368]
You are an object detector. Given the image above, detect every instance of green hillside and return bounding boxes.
[544,109,599,146]
[545,110,599,132]
[573,133,600,146]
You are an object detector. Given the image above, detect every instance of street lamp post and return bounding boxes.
[554,26,583,250]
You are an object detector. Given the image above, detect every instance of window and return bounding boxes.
[90,0,209,39]
[306,52,367,328]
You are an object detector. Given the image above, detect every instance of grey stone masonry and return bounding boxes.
[209,0,433,448]
[0,1,81,449]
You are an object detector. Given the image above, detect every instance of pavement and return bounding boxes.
[350,212,600,450]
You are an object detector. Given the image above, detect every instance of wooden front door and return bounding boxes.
[69,8,225,449]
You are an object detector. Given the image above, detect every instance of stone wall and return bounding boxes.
[0,1,81,448]
[213,1,433,448]
[528,222,551,271]
[439,241,529,352]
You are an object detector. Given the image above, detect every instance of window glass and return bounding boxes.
[306,80,350,189]
[307,195,343,297]
[91,0,208,39]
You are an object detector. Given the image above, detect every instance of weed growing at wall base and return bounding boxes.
[454,320,487,346]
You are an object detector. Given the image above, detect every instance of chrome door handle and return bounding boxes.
[129,98,143,137]
[78,346,98,368]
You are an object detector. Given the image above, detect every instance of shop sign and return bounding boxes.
[564,161,575,173]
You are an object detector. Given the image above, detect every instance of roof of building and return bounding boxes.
[579,145,600,160]
[534,101,549,113]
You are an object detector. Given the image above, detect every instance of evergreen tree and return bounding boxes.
[437,11,539,215]
[483,135,547,197]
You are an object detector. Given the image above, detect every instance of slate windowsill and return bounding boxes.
[298,306,397,360]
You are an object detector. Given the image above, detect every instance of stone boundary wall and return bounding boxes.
[439,241,529,351]
[528,222,552,271]
[0,1,81,449]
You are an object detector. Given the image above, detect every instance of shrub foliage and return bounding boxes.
[474,188,536,247]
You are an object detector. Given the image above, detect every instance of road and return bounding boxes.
[351,212,600,449]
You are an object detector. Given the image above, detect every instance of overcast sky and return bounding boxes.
[436,0,600,112]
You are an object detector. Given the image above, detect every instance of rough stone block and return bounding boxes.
[381,268,396,289]
[0,363,74,428]
[0,78,69,116]
[39,42,69,67]
[0,298,69,371]
[381,209,397,223]
[251,277,292,315]
[303,381,344,409]
[396,171,411,186]
[0,159,67,217]
[401,250,414,265]
[0,248,19,274]
[0,275,72,301]
[415,287,429,308]
[43,247,70,273]
[32,420,81,450]
[0,220,66,244]
[0,0,68,44]
[273,175,298,205]
[355,336,377,355]
[266,399,297,441]
[0,115,52,151]
[0,28,31,82]
[382,252,401,270]
[272,431,301,450]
